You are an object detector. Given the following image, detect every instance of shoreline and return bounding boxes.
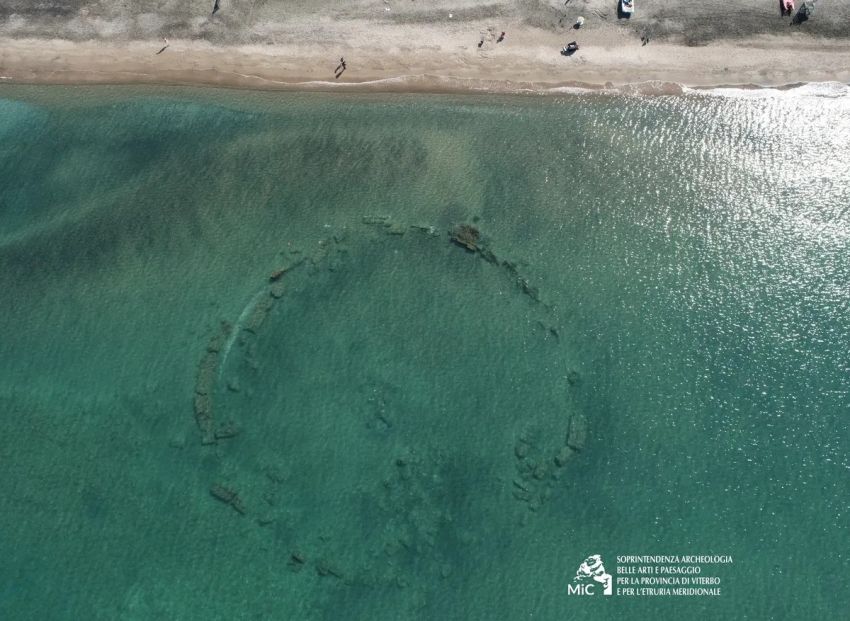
[2,34,850,96]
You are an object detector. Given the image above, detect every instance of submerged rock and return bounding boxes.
[269,281,286,299]
[288,550,306,571]
[244,294,275,333]
[210,483,246,514]
[450,224,480,251]
[264,464,288,484]
[193,394,216,445]
[501,259,519,276]
[205,322,232,353]
[215,422,241,440]
[566,414,588,451]
[555,445,576,467]
[316,558,344,579]
[411,224,439,237]
[479,247,498,264]
[514,440,530,459]
[518,278,540,302]
[533,463,549,480]
[195,351,218,396]
[512,488,533,502]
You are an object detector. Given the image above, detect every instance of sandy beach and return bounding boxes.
[1,0,850,92]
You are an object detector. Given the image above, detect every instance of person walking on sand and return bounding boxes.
[156,37,170,55]
[497,31,506,43]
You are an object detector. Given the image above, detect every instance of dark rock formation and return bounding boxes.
[450,223,480,251]
[210,483,246,514]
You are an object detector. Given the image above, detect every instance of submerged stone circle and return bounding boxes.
[188,218,590,590]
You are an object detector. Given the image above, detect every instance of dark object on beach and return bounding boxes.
[451,224,481,251]
[792,1,813,24]
[156,39,169,55]
[618,0,634,19]
[212,0,220,15]
[335,57,347,78]
[497,31,506,43]
[210,483,246,514]
[561,41,579,55]
[640,31,651,45]
[478,39,484,48]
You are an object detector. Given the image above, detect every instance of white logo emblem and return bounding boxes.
[571,554,613,595]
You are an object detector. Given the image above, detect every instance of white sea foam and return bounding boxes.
[689,81,850,99]
[223,72,850,99]
[293,76,411,88]
[548,80,849,99]
[544,85,600,96]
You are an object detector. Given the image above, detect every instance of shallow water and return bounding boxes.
[1,85,848,619]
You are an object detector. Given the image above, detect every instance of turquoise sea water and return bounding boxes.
[0,85,848,620]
